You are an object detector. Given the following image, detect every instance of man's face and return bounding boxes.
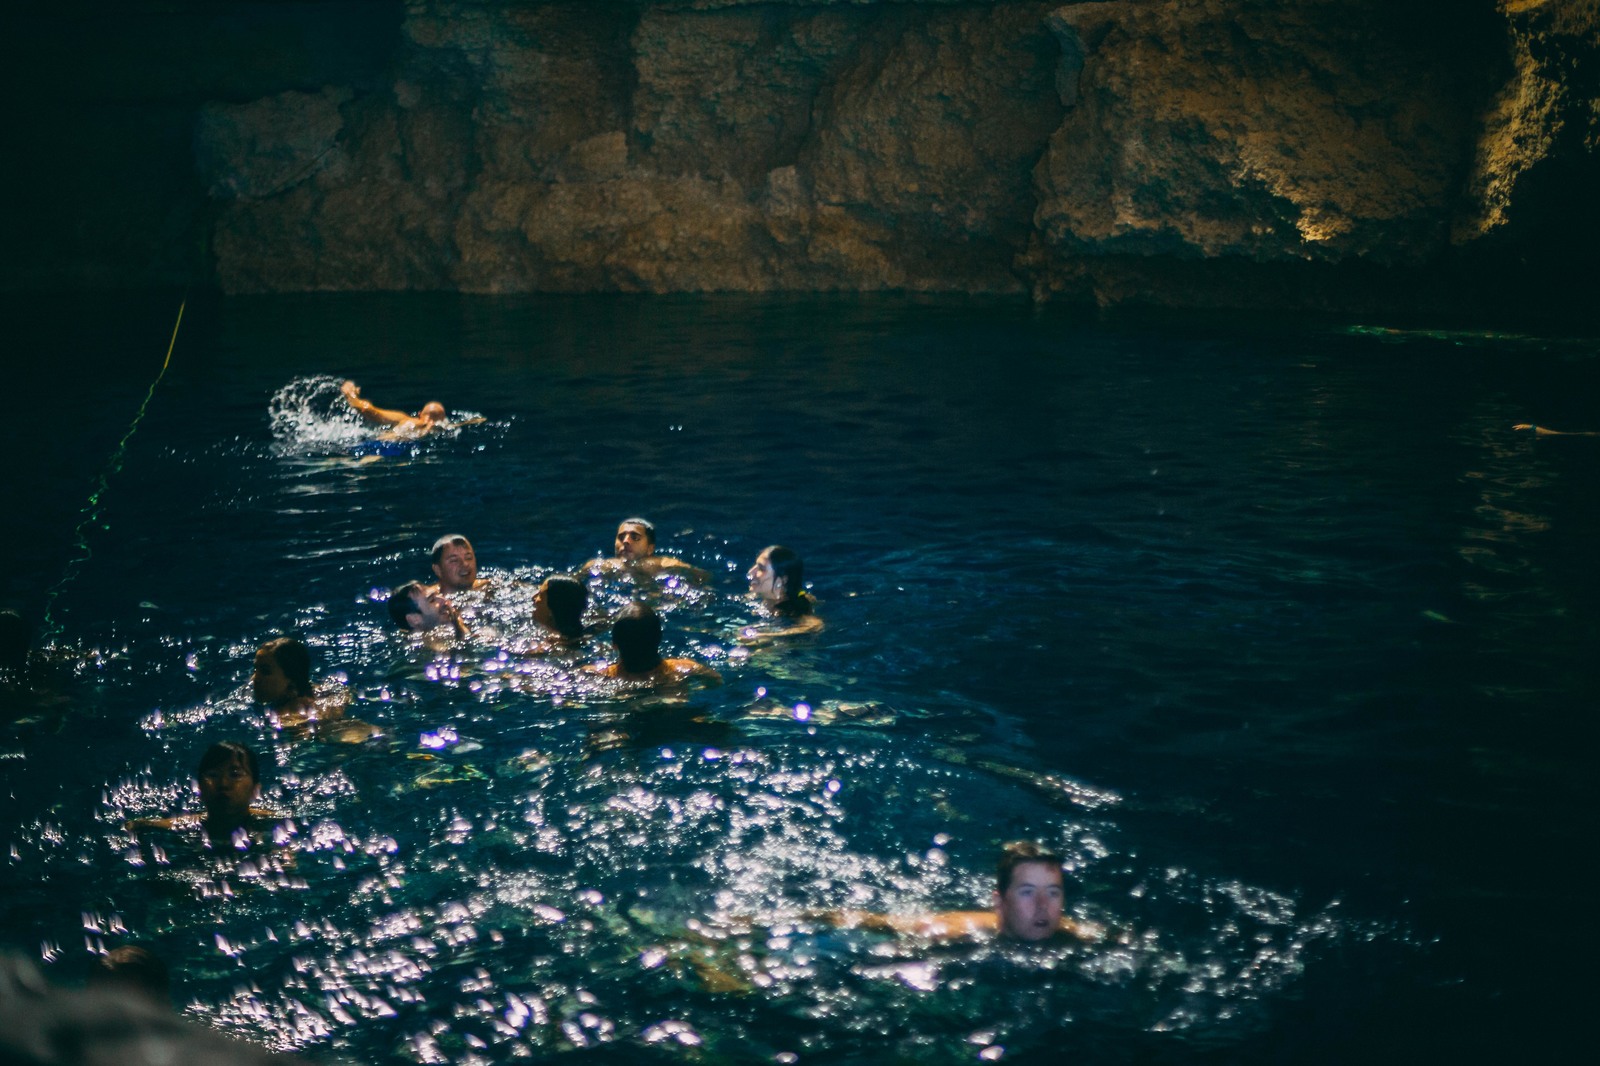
[433,540,478,591]
[198,753,257,816]
[251,649,294,705]
[994,861,1064,942]
[407,587,454,630]
[614,523,654,560]
[419,401,447,424]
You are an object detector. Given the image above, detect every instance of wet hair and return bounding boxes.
[420,401,447,422]
[618,517,656,545]
[257,637,312,698]
[88,944,171,1003]
[196,740,260,785]
[430,534,472,566]
[762,545,813,617]
[542,575,587,640]
[0,609,28,673]
[611,602,663,674]
[387,581,426,628]
[996,840,1064,894]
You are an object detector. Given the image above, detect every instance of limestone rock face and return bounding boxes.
[203,1,1064,295]
[7,1,1600,313]
[1453,0,1600,254]
[1030,0,1493,304]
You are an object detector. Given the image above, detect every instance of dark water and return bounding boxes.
[3,293,1596,1063]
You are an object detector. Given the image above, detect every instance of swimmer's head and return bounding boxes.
[195,740,260,822]
[388,580,451,631]
[535,575,587,641]
[993,840,1065,943]
[253,637,311,705]
[614,518,656,560]
[611,602,663,674]
[749,545,806,609]
[430,534,478,592]
[419,401,447,424]
[88,944,171,1005]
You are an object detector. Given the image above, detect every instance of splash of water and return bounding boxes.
[268,375,369,448]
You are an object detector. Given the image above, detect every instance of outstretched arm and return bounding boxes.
[341,380,412,427]
[1513,423,1600,437]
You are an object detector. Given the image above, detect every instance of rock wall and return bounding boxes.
[202,1,1064,295]
[4,0,1598,314]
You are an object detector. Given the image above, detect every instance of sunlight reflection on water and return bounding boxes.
[13,296,1589,1061]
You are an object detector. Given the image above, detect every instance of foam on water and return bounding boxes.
[268,375,371,449]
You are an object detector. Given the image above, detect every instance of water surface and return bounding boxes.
[3,293,1596,1062]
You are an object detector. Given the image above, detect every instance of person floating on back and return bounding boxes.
[125,741,280,849]
[589,602,721,689]
[742,545,823,642]
[586,518,708,579]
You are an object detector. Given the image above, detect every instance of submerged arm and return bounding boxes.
[739,614,824,645]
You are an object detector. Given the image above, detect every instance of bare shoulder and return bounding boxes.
[656,557,710,580]
[667,658,722,684]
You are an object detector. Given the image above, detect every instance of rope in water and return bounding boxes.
[41,299,186,641]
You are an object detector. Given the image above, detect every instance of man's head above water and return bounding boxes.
[993,840,1066,942]
[388,580,455,631]
[613,518,656,561]
[430,534,478,593]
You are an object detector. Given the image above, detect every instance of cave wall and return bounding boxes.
[3,0,1597,314]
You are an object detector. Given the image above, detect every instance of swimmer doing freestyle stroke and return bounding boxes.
[340,380,481,438]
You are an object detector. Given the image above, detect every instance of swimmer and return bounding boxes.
[388,580,470,638]
[741,545,823,641]
[429,534,488,595]
[532,574,588,645]
[252,636,377,743]
[125,741,279,848]
[825,840,1102,944]
[1513,423,1600,437]
[339,380,456,437]
[588,602,721,688]
[87,944,171,1006]
[585,518,708,579]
